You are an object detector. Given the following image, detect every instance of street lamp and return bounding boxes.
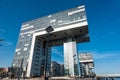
[44,25,54,80]
[45,25,54,33]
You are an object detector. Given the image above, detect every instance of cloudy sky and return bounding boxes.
[0,0,120,74]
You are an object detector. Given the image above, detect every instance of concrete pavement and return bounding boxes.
[1,77,93,80]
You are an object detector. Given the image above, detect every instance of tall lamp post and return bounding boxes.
[44,25,54,80]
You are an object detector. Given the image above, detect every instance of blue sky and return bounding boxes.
[0,0,120,74]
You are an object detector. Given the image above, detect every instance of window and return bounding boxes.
[23,47,27,51]
[36,52,40,55]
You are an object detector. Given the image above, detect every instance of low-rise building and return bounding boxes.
[0,67,10,78]
[51,61,64,76]
[60,64,64,76]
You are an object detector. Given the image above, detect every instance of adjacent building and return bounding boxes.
[79,53,95,77]
[51,61,64,76]
[60,64,64,76]
[0,67,8,73]
[0,67,9,78]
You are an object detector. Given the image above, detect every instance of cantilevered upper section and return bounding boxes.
[21,5,87,34]
[19,5,89,46]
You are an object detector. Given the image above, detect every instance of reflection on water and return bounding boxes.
[98,78,120,80]
[114,78,120,80]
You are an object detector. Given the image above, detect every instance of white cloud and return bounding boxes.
[4,41,13,46]
[0,29,6,38]
[52,58,64,64]
[94,53,116,59]
[52,47,63,58]
[93,51,120,59]
[6,42,12,45]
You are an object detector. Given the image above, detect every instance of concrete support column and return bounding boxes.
[85,64,89,76]
[63,39,77,77]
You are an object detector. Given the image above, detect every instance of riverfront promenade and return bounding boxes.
[1,77,93,80]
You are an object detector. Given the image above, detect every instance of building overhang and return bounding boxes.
[34,21,89,46]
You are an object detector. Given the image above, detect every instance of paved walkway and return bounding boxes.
[1,77,93,80]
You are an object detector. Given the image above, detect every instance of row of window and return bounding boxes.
[20,8,86,35]
[34,68,38,71]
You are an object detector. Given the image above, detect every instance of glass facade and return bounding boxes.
[12,5,88,77]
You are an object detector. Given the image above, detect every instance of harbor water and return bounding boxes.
[98,78,120,80]
[113,78,120,80]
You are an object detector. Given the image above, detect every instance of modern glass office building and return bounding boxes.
[12,5,89,77]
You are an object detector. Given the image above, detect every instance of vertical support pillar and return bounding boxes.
[63,38,77,77]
